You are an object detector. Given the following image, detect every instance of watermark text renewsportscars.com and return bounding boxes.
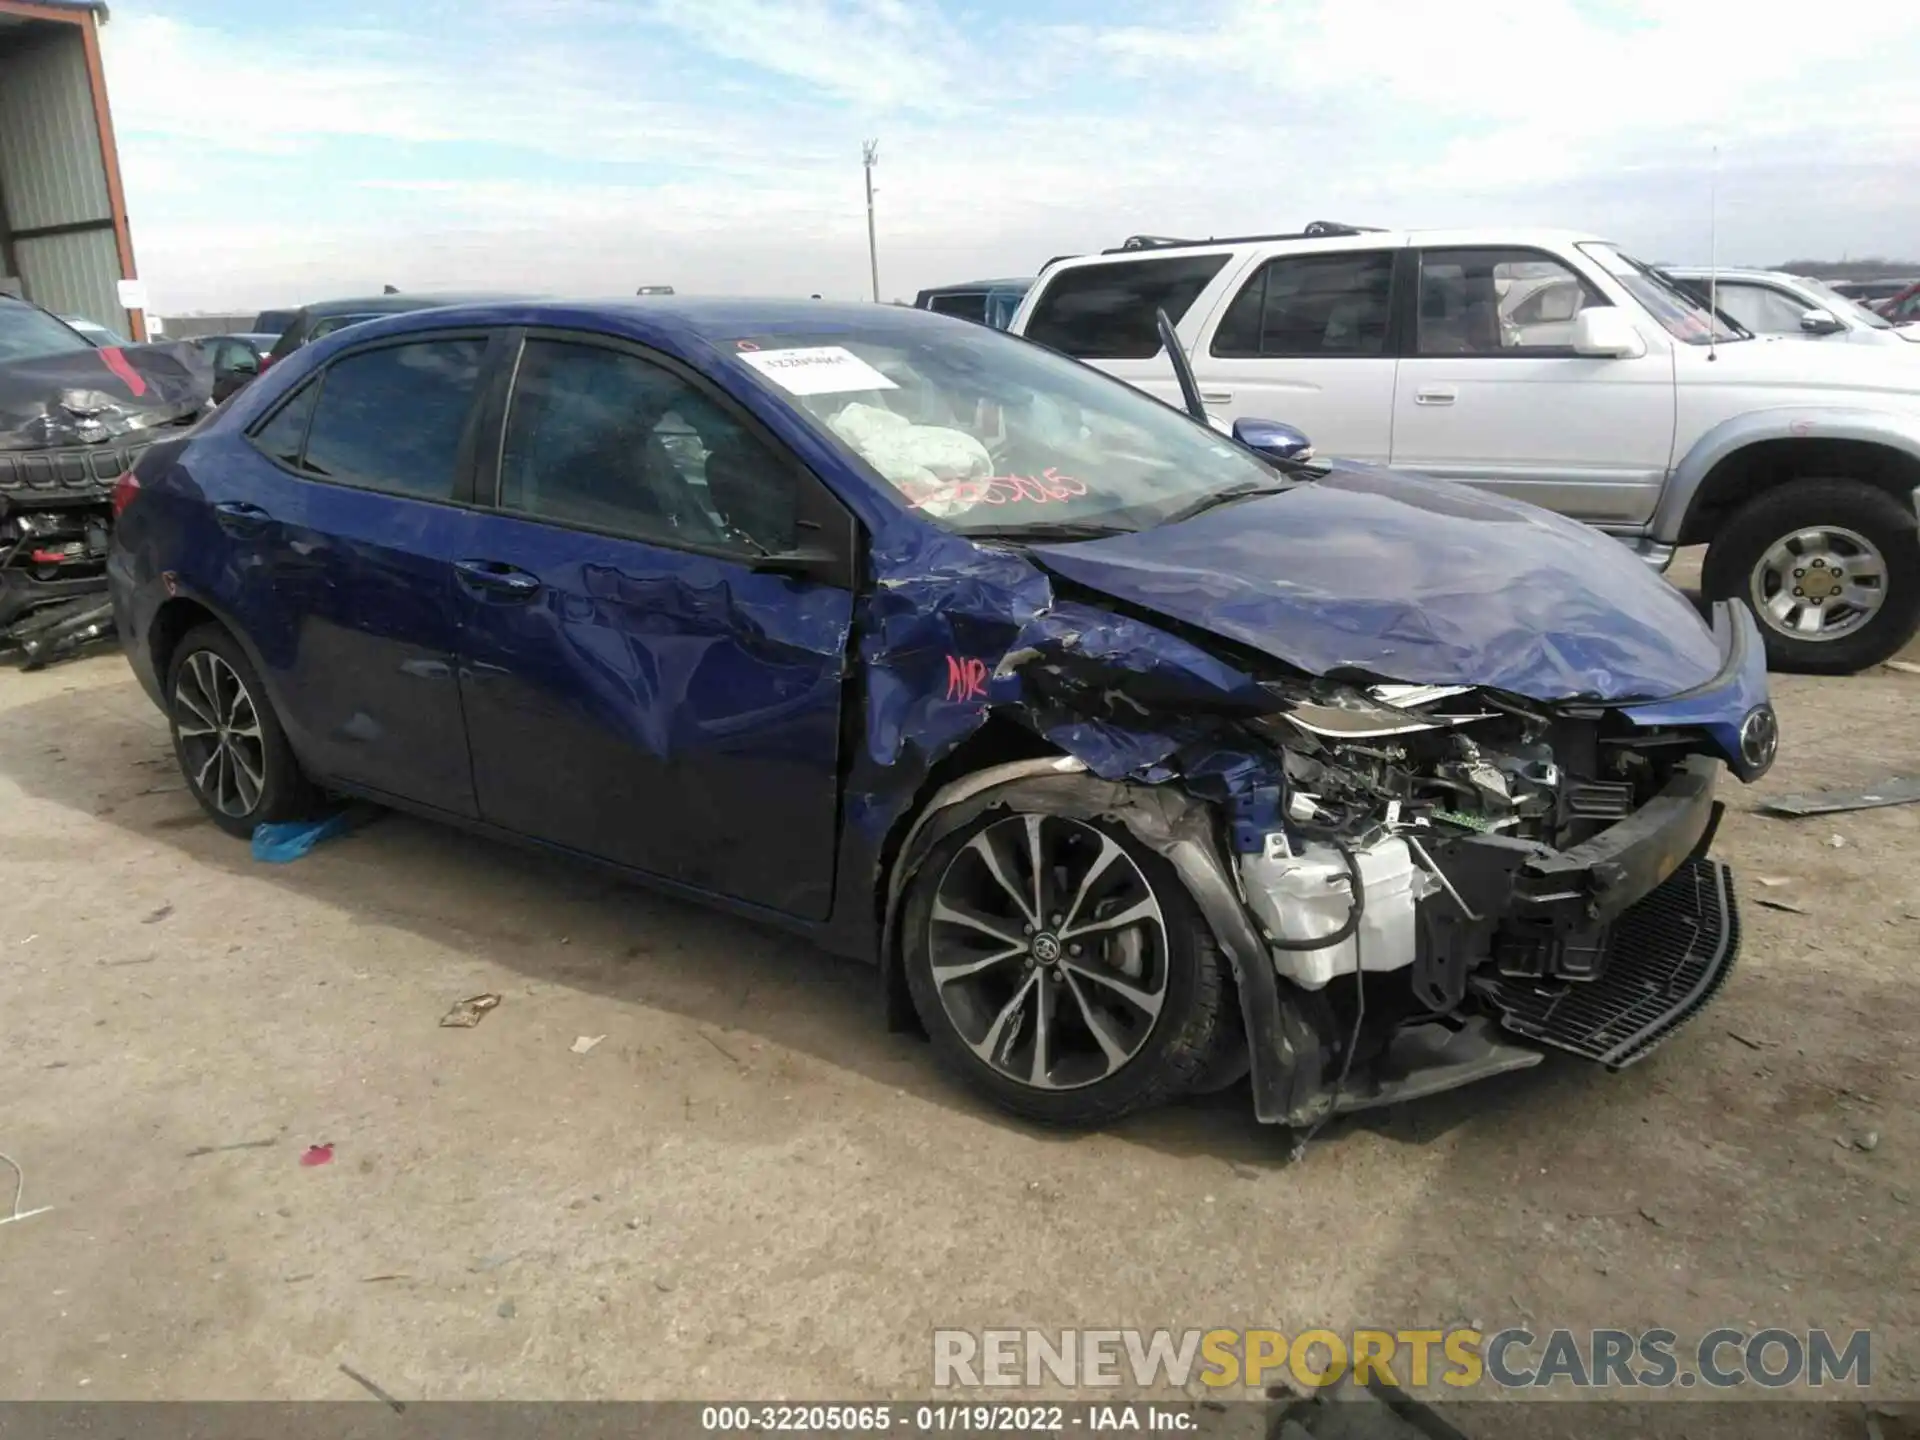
[932,1327,1873,1392]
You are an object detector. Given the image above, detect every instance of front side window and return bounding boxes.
[1580,243,1743,345]
[301,339,486,499]
[720,317,1285,538]
[1712,283,1819,336]
[1416,249,1607,355]
[1211,251,1395,358]
[1023,254,1229,359]
[500,339,795,553]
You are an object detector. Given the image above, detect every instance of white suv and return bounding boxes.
[1008,224,1920,673]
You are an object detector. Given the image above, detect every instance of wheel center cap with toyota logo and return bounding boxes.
[1029,932,1062,965]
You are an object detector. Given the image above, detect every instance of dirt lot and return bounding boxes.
[0,563,1914,1410]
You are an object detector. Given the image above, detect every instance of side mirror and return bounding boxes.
[1571,307,1647,358]
[1799,308,1845,336]
[1232,417,1315,463]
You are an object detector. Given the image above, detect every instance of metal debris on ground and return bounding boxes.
[439,993,502,1029]
[299,1144,334,1167]
[337,1362,405,1413]
[1756,897,1809,914]
[1761,776,1920,818]
[570,1035,606,1055]
[250,804,381,863]
[1726,1030,1768,1050]
[1829,834,1848,848]
[1755,876,1790,887]
[0,1150,54,1228]
[1268,1373,1472,1439]
[184,1138,276,1158]
[14,597,113,670]
[1883,659,1920,676]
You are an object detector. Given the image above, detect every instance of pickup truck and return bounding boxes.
[1008,224,1920,673]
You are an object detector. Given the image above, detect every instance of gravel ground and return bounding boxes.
[0,563,1913,1413]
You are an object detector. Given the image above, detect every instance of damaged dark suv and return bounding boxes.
[108,299,1775,1130]
[1,296,213,665]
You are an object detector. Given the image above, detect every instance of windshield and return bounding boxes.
[718,319,1284,536]
[0,302,96,365]
[1580,243,1745,345]
[1800,277,1893,330]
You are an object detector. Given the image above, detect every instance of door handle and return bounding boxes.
[212,500,271,532]
[1414,387,1457,406]
[1200,389,1234,406]
[455,559,543,598]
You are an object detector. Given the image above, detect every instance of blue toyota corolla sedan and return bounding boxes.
[108,298,1776,1131]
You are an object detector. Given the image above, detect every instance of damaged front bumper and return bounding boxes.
[1237,753,1742,1124]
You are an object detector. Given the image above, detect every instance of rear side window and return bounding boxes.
[1210,251,1395,358]
[927,293,989,323]
[1023,254,1228,359]
[301,339,486,500]
[251,381,319,467]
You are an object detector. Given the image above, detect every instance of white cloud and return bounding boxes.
[99,0,1920,314]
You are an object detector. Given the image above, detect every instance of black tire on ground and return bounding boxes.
[901,810,1232,1127]
[1702,479,1920,674]
[166,622,320,838]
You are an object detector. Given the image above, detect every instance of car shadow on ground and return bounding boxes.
[0,676,1707,1172]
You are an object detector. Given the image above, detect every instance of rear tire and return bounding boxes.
[1702,479,1920,674]
[166,623,319,838]
[901,808,1231,1127]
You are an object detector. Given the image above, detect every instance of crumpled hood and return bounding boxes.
[1029,463,1726,703]
[0,342,213,452]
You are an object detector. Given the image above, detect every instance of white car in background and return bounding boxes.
[1008,224,1920,673]
[1662,267,1919,348]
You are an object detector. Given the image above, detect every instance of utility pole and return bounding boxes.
[862,139,880,302]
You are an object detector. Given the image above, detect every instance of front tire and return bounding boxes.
[1702,479,1920,674]
[901,809,1231,1127]
[167,623,318,838]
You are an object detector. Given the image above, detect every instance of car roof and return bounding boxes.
[922,278,1033,292]
[292,292,532,320]
[1029,228,1618,281]
[300,296,981,362]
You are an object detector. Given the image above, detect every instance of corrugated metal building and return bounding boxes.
[0,0,142,338]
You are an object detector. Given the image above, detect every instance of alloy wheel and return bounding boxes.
[174,650,267,819]
[1750,525,1888,641]
[927,814,1169,1091]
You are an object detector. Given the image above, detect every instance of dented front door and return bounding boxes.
[453,515,852,919]
[451,333,853,920]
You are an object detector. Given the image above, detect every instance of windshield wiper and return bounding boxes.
[1156,479,1295,527]
[963,520,1140,543]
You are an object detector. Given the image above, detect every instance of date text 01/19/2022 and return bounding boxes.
[699,1404,1195,1432]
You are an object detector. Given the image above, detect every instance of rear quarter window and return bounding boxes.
[1023,254,1229,359]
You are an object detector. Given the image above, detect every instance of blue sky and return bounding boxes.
[99,0,1920,314]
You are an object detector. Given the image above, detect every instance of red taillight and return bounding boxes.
[258,354,275,371]
[111,470,140,518]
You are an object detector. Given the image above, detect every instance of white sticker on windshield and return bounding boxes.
[739,346,898,396]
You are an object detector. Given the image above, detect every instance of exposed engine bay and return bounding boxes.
[1223,678,1743,1121]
